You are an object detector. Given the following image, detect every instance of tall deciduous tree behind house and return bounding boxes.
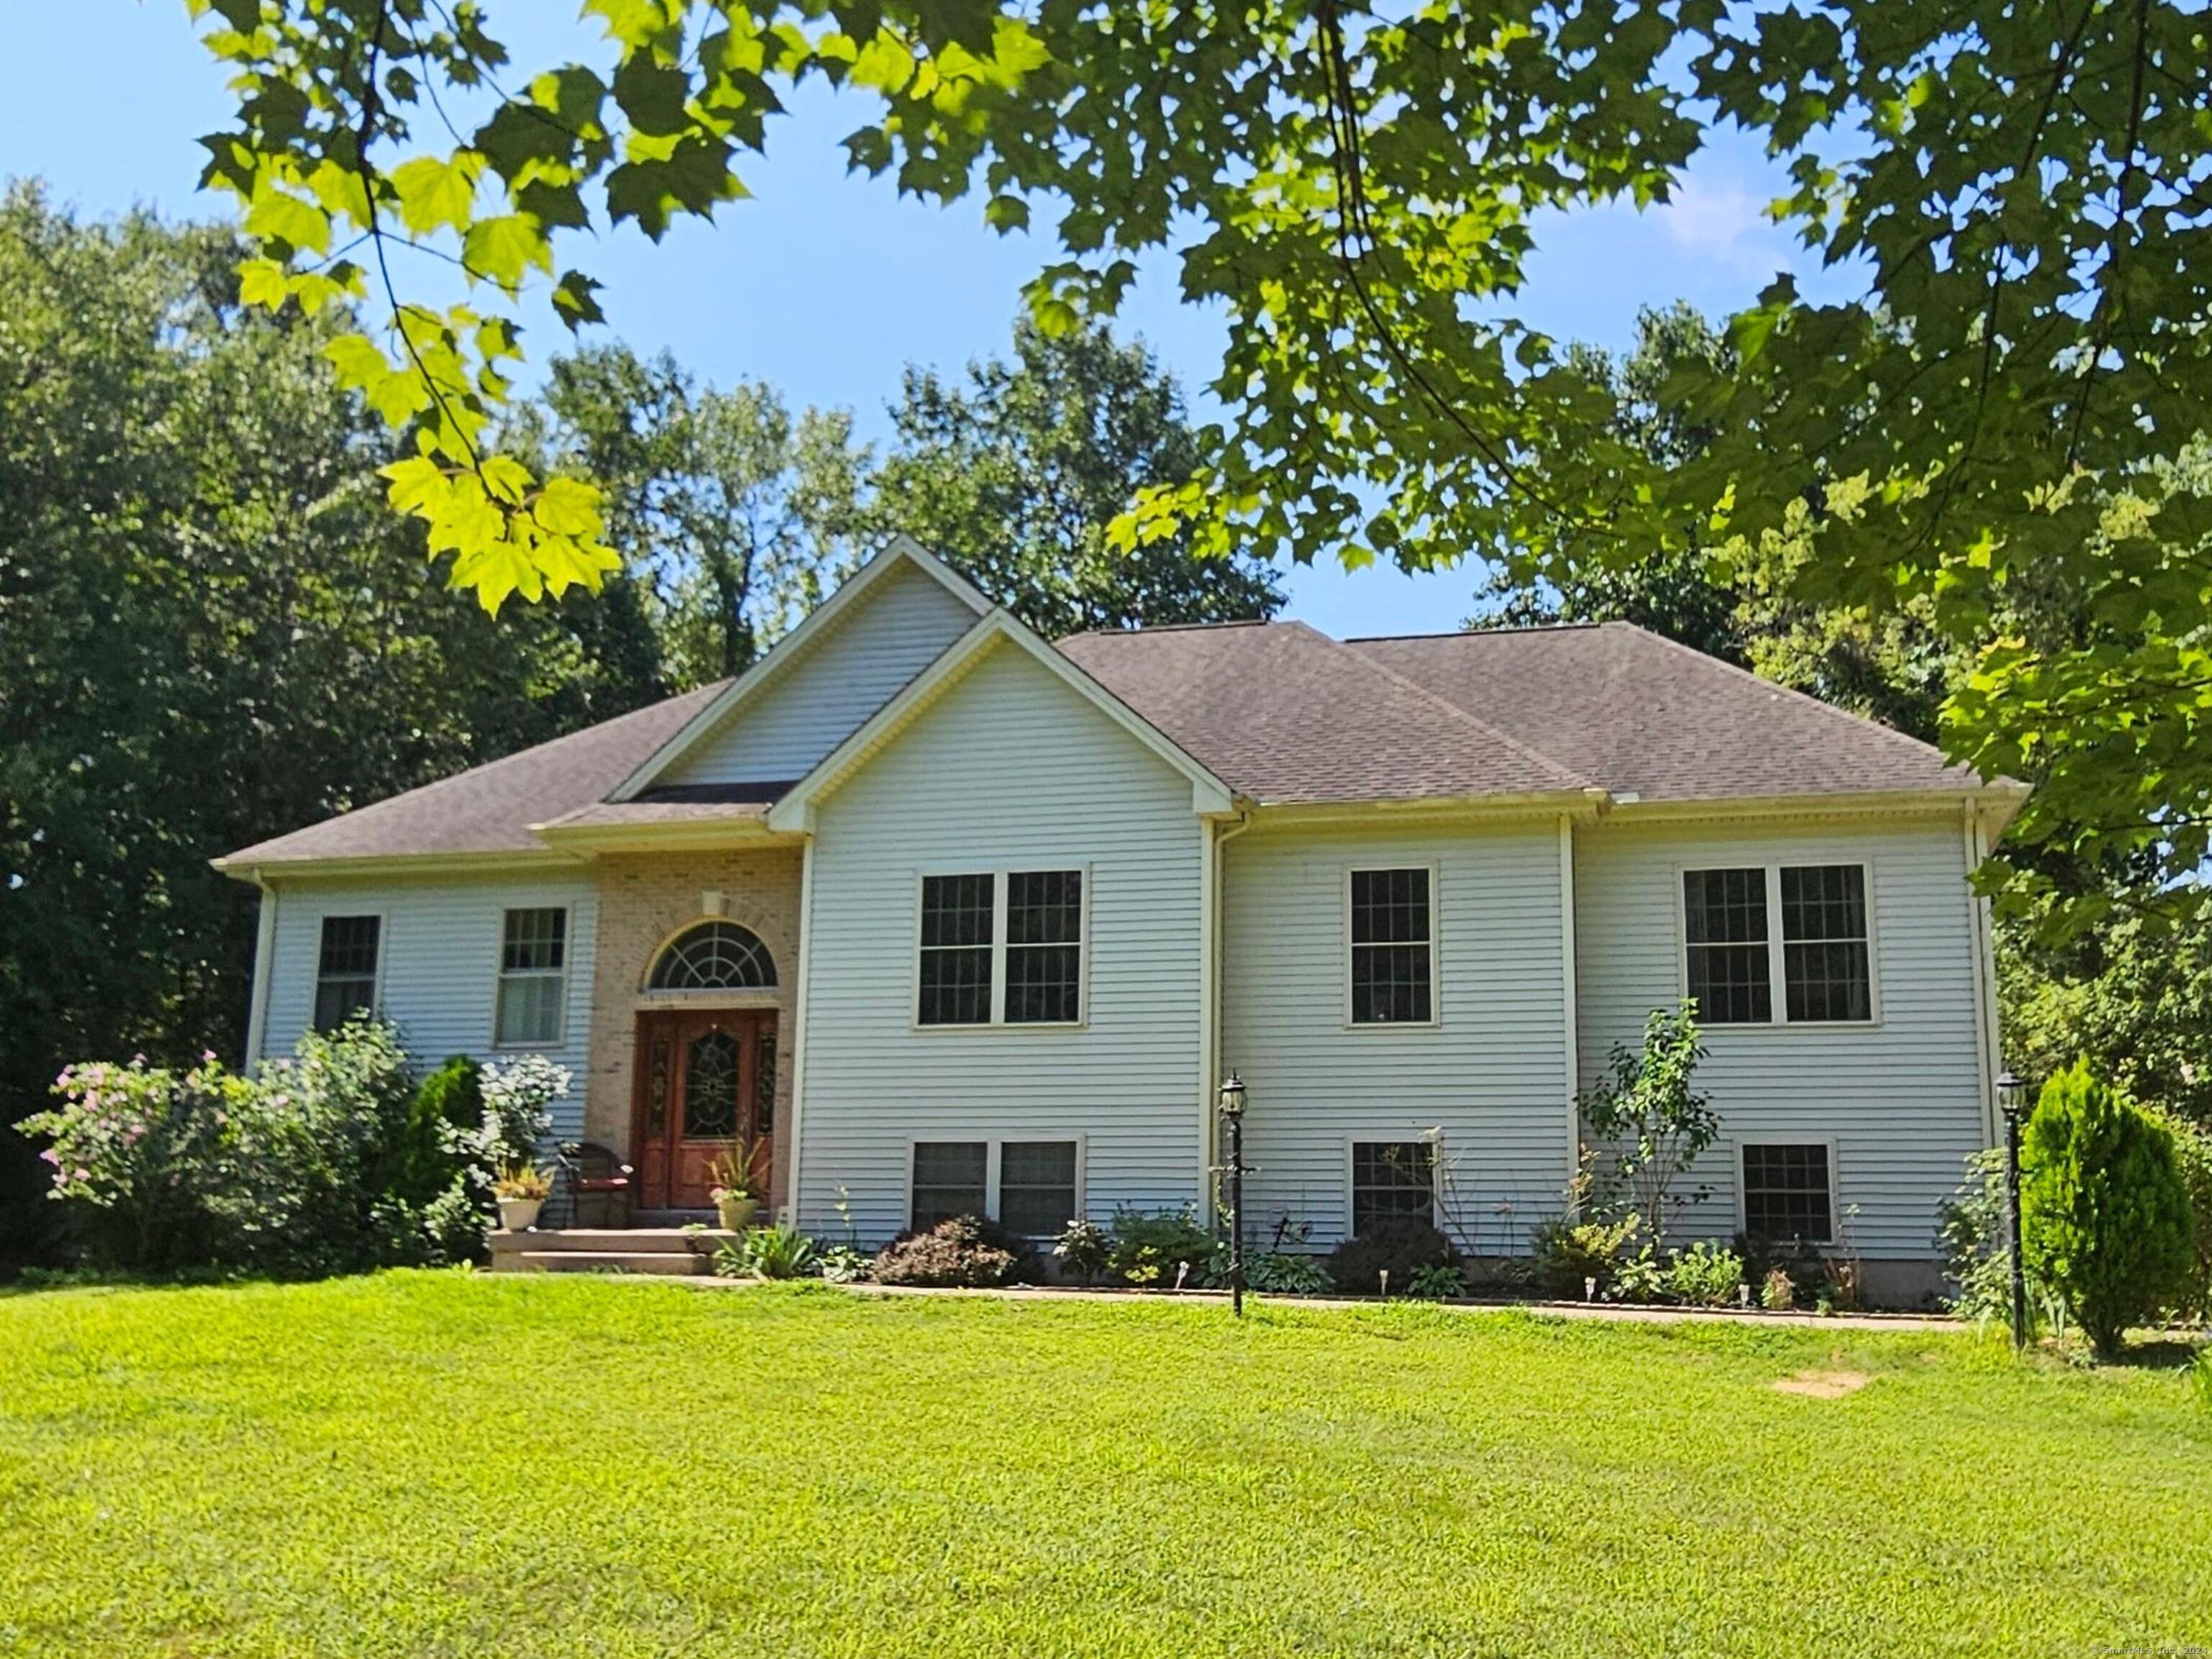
[517,345,871,688]
[869,319,1282,637]
[0,187,657,1269]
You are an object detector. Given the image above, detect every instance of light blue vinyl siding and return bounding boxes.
[1220,820,1574,1256]
[256,872,598,1138]
[1573,814,1990,1260]
[659,559,979,788]
[795,641,1207,1243]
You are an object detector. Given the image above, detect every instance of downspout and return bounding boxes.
[244,873,278,1073]
[783,832,817,1229]
[1202,807,1256,1227]
[1557,816,1580,1187]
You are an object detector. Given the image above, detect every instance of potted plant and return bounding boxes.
[493,1161,552,1232]
[707,1135,765,1232]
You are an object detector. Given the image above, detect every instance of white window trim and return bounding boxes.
[1735,1136,1840,1244]
[901,1133,1089,1239]
[1673,859,1882,1029]
[910,866,1092,1032]
[1341,862,1443,1030]
[491,904,571,1051]
[312,908,387,1034]
[1341,1131,1443,1236]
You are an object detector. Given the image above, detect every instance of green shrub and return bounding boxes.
[1105,1208,1215,1287]
[1530,1212,1642,1297]
[719,1223,817,1280]
[2195,1349,2212,1413]
[1052,1218,1110,1285]
[817,1243,871,1284]
[872,1215,1023,1287]
[1326,1218,1457,1295]
[1663,1241,1745,1307]
[21,1024,554,1281]
[1936,1147,2053,1328]
[2021,1061,2197,1358]
[1246,1251,1331,1295]
[2144,1105,2212,1321]
[1406,1261,1467,1300]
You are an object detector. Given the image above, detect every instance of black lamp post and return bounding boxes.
[1218,1073,1247,1318]
[1997,1069,2030,1349]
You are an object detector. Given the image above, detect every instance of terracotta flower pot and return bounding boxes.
[497,1196,544,1232]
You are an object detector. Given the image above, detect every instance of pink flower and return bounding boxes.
[73,1168,91,1182]
[38,1147,57,1165]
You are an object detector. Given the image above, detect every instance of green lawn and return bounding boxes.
[2,1276,2206,1658]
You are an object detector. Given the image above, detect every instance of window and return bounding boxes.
[918,874,994,1025]
[909,1138,1082,1236]
[1351,1140,1437,1235]
[1781,866,1871,1023]
[313,915,379,1033]
[917,870,1085,1027]
[1741,1143,1835,1242]
[910,1141,989,1229]
[1683,868,1772,1025]
[1682,864,1874,1025]
[1005,871,1083,1024]
[648,921,775,991]
[998,1141,1079,1236]
[495,907,567,1046]
[1349,867,1434,1025]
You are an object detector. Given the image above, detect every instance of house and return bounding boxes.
[215,536,2025,1300]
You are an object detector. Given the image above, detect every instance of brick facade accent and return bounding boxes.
[584,847,804,1210]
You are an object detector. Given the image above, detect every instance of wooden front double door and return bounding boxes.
[632,1009,777,1213]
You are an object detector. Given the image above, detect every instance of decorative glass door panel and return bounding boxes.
[633,1010,776,1212]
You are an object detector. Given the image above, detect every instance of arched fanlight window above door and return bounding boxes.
[647,921,777,992]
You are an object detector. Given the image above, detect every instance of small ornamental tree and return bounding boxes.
[1578,1003,1718,1249]
[2020,1061,2196,1359]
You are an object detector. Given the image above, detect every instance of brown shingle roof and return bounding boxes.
[222,615,1987,872]
[217,680,729,867]
[1057,620,1593,804]
[1348,623,1975,801]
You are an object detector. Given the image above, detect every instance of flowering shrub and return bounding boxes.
[22,1053,254,1272]
[17,1022,567,1279]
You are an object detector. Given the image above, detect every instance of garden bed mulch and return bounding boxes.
[683,1277,1971,1333]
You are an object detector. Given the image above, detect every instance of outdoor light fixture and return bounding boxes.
[1997,1069,2030,1350]
[1218,1073,1246,1118]
[1217,1074,1248,1316]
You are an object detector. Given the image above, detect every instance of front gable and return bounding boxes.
[613,537,989,801]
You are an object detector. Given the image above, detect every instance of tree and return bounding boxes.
[2020,1061,2195,1359]
[0,187,652,1269]
[188,3,2212,931]
[1577,1003,1718,1249]
[1473,304,1959,743]
[519,344,869,687]
[868,318,1282,637]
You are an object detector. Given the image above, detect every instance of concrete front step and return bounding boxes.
[487,1227,732,1274]
[502,1249,716,1276]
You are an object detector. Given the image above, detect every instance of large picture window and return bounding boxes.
[1682,864,1874,1026]
[1349,867,1434,1025]
[910,1138,1080,1236]
[1741,1143,1835,1242]
[313,915,380,1033]
[495,907,567,1046]
[917,869,1084,1027]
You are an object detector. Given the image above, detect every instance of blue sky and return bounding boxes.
[3,1,1828,637]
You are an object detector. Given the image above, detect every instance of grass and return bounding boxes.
[1,1275,2207,1658]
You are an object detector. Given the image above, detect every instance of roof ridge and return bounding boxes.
[1346,622,1607,642]
[1334,633,1599,793]
[1600,621,1959,765]
[1057,616,1275,642]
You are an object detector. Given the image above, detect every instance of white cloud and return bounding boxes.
[1654,176,1797,280]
